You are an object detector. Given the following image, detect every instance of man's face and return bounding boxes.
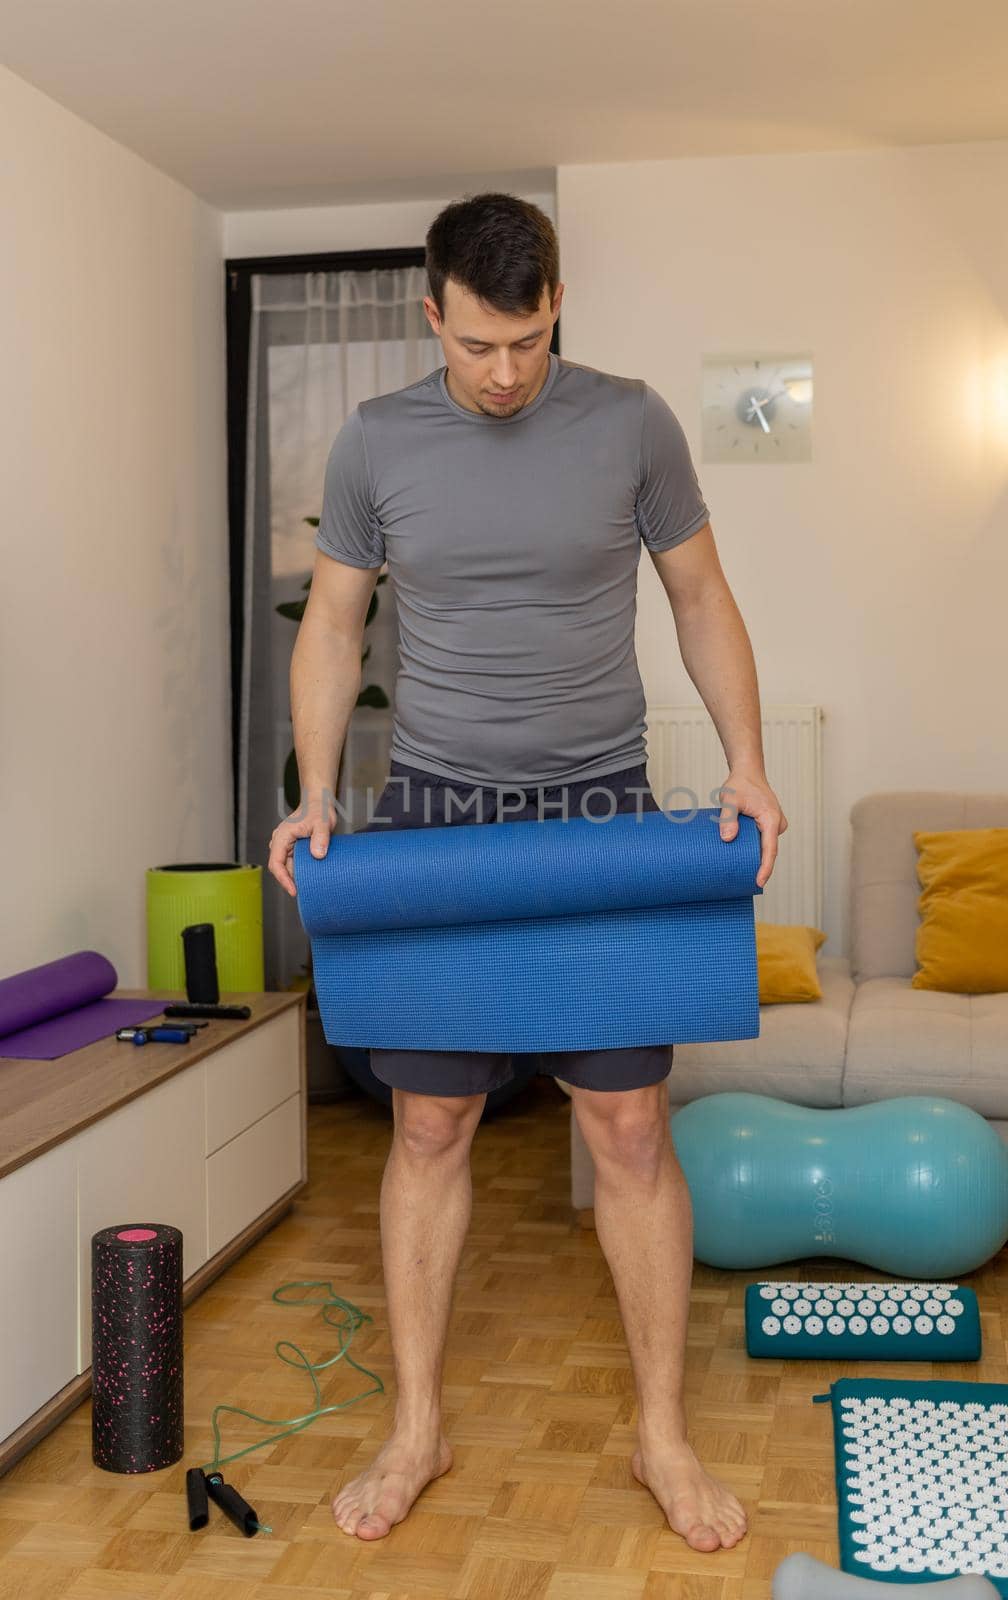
[424,278,563,418]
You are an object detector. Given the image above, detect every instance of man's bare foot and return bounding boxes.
[331,1430,454,1539]
[631,1438,748,1551]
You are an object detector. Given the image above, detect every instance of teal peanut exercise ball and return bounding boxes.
[670,1094,1008,1277]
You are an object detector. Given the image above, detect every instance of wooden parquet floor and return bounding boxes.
[1,1075,1006,1600]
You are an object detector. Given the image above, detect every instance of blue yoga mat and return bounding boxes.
[813,1377,1008,1593]
[295,807,763,1053]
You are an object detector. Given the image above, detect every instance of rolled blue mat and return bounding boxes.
[295,807,763,1053]
[746,1280,982,1361]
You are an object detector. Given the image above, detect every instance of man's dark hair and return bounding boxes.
[425,192,559,322]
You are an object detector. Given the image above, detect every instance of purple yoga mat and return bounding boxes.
[0,951,165,1060]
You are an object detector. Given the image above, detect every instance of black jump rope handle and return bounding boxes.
[205,1471,260,1537]
[187,1467,260,1537]
[186,1468,209,1531]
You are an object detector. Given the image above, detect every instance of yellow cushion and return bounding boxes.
[911,827,1008,993]
[755,922,827,1004]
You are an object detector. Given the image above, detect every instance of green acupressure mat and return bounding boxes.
[746,1282,982,1361]
[813,1378,1008,1594]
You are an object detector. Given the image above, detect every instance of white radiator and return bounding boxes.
[644,704,824,928]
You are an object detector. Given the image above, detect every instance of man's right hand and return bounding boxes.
[268,789,338,898]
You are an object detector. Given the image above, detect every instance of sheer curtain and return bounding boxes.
[238,265,442,989]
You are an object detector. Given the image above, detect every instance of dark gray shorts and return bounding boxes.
[364,758,674,1099]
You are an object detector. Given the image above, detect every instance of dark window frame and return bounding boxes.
[224,247,561,855]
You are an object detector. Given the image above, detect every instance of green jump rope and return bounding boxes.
[185,1280,385,1537]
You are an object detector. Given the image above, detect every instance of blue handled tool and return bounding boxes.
[116,1025,195,1046]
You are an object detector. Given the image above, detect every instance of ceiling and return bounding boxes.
[2,0,1007,211]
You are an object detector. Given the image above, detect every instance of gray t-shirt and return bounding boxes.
[315,351,710,785]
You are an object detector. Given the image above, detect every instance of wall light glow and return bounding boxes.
[964,347,1008,451]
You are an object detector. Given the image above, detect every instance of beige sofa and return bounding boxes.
[561,790,1008,1212]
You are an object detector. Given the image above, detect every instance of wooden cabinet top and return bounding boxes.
[0,990,306,1181]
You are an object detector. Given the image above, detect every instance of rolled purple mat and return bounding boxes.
[0,951,165,1060]
[0,950,118,1035]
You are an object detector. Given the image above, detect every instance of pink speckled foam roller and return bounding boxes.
[91,1223,184,1473]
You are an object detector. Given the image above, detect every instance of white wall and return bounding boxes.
[558,145,1008,959]
[223,191,556,258]
[0,65,230,986]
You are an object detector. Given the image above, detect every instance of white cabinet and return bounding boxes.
[205,1007,300,1155]
[203,1005,304,1253]
[0,996,306,1470]
[0,1141,78,1441]
[207,1093,302,1256]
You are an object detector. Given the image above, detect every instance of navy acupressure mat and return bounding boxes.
[294,807,763,1053]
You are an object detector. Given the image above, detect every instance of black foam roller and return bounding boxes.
[91,1223,184,1473]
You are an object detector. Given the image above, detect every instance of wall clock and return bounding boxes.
[701,353,813,463]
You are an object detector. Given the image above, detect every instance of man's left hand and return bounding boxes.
[717,769,788,889]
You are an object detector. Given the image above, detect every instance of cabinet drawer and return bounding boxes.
[205,1009,301,1156]
[0,1140,78,1441]
[206,1093,303,1257]
[77,1064,208,1369]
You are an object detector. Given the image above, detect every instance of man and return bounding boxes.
[268,192,787,1551]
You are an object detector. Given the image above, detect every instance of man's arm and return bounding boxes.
[267,549,381,896]
[292,549,380,796]
[649,523,765,775]
[648,523,788,887]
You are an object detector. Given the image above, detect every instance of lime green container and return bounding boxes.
[146,861,264,993]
